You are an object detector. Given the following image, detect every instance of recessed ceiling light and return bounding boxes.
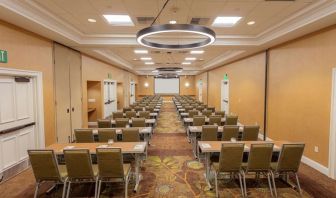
[247,21,255,25]
[182,62,191,65]
[134,49,148,54]
[152,70,159,73]
[185,57,196,61]
[169,20,177,24]
[190,50,204,54]
[212,16,242,27]
[103,14,134,26]
[145,62,154,65]
[88,18,96,23]
[140,57,152,60]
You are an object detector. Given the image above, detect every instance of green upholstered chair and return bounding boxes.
[139,111,150,119]
[28,150,68,198]
[123,107,132,113]
[63,149,98,198]
[188,110,199,118]
[193,116,206,126]
[207,107,215,112]
[97,119,112,128]
[242,125,260,141]
[122,128,140,142]
[134,107,143,112]
[209,115,222,126]
[222,125,239,141]
[115,118,129,128]
[271,144,305,197]
[215,111,225,118]
[113,112,124,119]
[125,111,137,119]
[98,128,117,142]
[145,107,154,113]
[74,129,94,143]
[202,109,212,117]
[96,148,131,198]
[225,115,238,125]
[212,143,245,197]
[132,118,146,127]
[201,125,218,141]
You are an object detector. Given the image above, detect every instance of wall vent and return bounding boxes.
[190,17,210,25]
[136,17,155,25]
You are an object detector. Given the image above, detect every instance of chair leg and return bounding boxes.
[241,171,247,197]
[267,172,274,197]
[34,182,40,198]
[214,172,218,198]
[94,178,99,198]
[295,173,302,195]
[271,172,277,198]
[66,182,71,198]
[97,180,102,198]
[125,175,129,198]
[238,173,244,198]
[62,179,68,198]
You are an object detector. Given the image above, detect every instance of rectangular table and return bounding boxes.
[111,119,156,127]
[47,142,147,192]
[92,127,153,144]
[198,140,287,189]
[122,112,158,119]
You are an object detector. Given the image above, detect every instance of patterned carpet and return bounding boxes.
[0,101,313,197]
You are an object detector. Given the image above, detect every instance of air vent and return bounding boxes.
[190,17,210,25]
[151,51,161,54]
[136,17,155,25]
[157,67,182,72]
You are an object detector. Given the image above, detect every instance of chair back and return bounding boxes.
[276,144,305,172]
[196,106,205,112]
[207,107,215,112]
[28,150,61,181]
[209,115,221,125]
[247,143,274,171]
[74,129,94,143]
[202,110,212,117]
[225,115,238,125]
[122,128,140,142]
[125,111,136,119]
[64,149,95,179]
[139,111,150,119]
[242,125,260,141]
[115,118,129,128]
[132,118,146,127]
[193,116,206,126]
[215,111,225,118]
[201,125,218,141]
[222,125,239,141]
[218,143,244,172]
[189,110,199,118]
[123,107,132,113]
[98,119,112,128]
[185,106,193,112]
[113,112,124,119]
[96,148,124,178]
[134,107,143,112]
[145,107,154,113]
[98,128,117,142]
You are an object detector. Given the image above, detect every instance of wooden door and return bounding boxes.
[54,44,71,143]
[117,83,124,110]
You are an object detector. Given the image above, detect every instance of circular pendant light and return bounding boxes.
[136,24,216,50]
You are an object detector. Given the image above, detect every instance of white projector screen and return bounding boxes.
[155,78,180,94]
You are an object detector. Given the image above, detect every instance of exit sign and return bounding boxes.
[0,50,8,63]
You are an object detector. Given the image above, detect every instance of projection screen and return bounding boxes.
[154,78,180,94]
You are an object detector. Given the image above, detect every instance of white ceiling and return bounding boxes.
[0,0,336,75]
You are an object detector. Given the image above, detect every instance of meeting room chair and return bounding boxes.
[122,128,140,142]
[198,125,218,159]
[74,129,94,143]
[139,111,150,119]
[115,118,129,128]
[212,143,245,197]
[207,107,215,112]
[222,125,240,141]
[189,110,199,118]
[225,115,238,125]
[113,112,124,119]
[243,143,275,197]
[123,107,132,113]
[271,144,305,197]
[209,115,222,126]
[97,119,112,128]
[125,111,137,119]
[202,109,212,117]
[193,115,206,126]
[242,125,260,141]
[145,107,154,113]
[132,118,146,127]
[63,149,98,198]
[215,111,225,118]
[28,150,68,198]
[134,106,143,112]
[96,148,131,198]
[98,128,117,142]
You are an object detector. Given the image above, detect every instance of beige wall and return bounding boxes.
[137,76,154,96]
[195,72,208,104]
[81,55,138,127]
[180,76,195,95]
[267,26,336,166]
[0,21,55,146]
[207,53,266,130]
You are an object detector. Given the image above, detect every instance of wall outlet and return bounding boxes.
[314,146,319,153]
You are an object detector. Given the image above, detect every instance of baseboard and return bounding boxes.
[258,133,329,177]
[0,159,30,183]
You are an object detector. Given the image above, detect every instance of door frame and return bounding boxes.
[0,67,45,148]
[198,81,202,102]
[221,79,229,113]
[130,81,135,105]
[329,68,336,179]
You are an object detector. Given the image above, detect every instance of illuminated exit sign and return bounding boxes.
[0,50,8,63]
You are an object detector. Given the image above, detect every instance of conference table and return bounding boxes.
[110,118,156,127]
[47,142,147,192]
[122,112,158,119]
[198,140,290,189]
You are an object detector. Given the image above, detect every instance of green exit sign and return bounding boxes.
[0,50,8,63]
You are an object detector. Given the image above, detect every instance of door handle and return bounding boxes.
[72,107,74,112]
[67,108,70,113]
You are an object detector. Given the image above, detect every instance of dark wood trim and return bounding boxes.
[0,122,35,135]
[263,49,270,141]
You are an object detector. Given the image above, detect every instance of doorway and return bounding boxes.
[221,79,229,113]
[130,82,135,105]
[117,83,124,110]
[198,81,202,102]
